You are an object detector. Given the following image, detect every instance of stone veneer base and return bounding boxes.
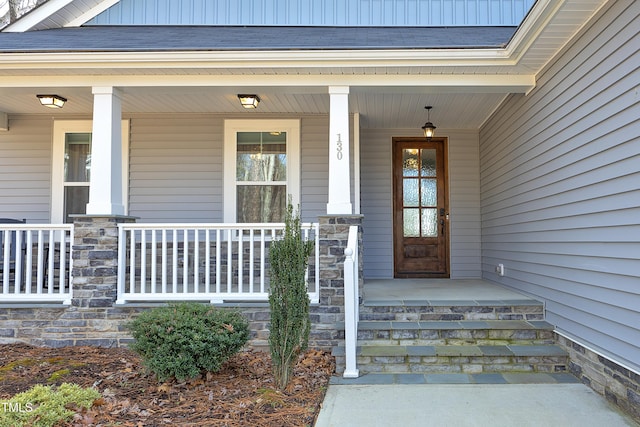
[555,333,640,423]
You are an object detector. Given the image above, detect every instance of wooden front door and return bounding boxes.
[393,137,449,278]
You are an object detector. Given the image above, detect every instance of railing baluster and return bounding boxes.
[162,229,167,294]
[260,229,265,294]
[194,229,200,293]
[205,229,211,293]
[46,230,54,293]
[15,231,23,294]
[238,228,243,293]
[226,229,232,293]
[141,230,147,294]
[35,230,44,294]
[215,229,221,294]
[129,229,136,294]
[183,229,189,294]
[172,229,178,294]
[2,231,10,292]
[151,230,157,294]
[249,228,254,294]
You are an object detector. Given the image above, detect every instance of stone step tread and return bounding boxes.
[337,320,553,331]
[330,372,580,385]
[332,344,569,358]
[363,299,543,307]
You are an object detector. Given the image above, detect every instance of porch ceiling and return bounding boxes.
[0,86,509,130]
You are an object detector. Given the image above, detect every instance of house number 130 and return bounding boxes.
[336,134,343,160]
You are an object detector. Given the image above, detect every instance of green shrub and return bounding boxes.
[127,302,250,382]
[0,383,100,427]
[268,201,314,390]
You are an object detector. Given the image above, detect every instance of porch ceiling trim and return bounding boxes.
[0,73,536,94]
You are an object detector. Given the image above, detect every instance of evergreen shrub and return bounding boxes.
[268,202,314,389]
[127,302,250,382]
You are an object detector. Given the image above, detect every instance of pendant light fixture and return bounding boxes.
[421,106,436,140]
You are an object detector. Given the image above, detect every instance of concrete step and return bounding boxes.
[333,343,569,374]
[359,300,544,321]
[329,372,580,385]
[336,320,556,346]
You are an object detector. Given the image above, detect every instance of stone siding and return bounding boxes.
[556,334,640,423]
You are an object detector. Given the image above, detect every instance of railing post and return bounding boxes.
[343,225,360,378]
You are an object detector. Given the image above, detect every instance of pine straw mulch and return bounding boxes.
[0,343,335,426]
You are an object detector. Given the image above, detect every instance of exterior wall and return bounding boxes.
[479,0,640,374]
[0,116,52,222]
[88,0,534,27]
[128,114,330,224]
[360,128,482,279]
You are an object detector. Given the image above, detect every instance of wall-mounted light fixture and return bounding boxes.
[421,106,436,140]
[37,94,67,108]
[237,94,260,109]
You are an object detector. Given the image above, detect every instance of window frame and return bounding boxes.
[223,119,300,223]
[51,120,130,223]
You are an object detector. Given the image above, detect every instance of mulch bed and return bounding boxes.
[0,344,335,426]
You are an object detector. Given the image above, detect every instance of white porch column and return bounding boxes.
[327,86,352,214]
[86,86,125,215]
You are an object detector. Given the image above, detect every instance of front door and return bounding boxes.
[393,137,449,277]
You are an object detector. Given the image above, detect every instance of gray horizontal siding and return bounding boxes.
[128,115,223,223]
[128,114,329,224]
[479,1,640,371]
[89,0,533,26]
[0,116,52,223]
[360,128,481,279]
[300,115,329,223]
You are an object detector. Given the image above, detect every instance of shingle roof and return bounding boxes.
[0,25,516,53]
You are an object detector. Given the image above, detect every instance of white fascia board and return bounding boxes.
[0,47,515,70]
[2,0,74,32]
[0,73,536,93]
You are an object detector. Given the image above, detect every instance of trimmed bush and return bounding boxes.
[127,302,250,382]
[0,383,100,427]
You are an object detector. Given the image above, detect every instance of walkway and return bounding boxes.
[315,382,637,426]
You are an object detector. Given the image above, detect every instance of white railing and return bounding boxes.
[0,224,73,305]
[343,225,360,378]
[117,223,320,304]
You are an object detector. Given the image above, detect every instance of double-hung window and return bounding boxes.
[52,120,129,223]
[224,120,300,223]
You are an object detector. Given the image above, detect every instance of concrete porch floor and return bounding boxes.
[363,278,538,304]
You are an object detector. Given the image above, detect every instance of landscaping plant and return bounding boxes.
[0,383,100,427]
[268,201,315,390]
[127,302,250,382]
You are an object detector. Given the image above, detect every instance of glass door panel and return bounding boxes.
[402,148,438,238]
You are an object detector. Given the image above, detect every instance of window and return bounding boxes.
[224,120,300,223]
[62,132,91,223]
[52,120,129,223]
